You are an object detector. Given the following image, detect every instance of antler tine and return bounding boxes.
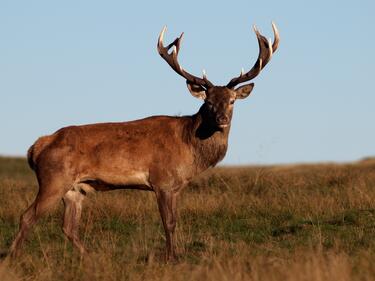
[226,22,280,89]
[157,26,214,89]
[271,21,280,52]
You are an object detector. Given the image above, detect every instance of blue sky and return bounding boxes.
[0,0,374,164]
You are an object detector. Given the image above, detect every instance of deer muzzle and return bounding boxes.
[216,115,230,128]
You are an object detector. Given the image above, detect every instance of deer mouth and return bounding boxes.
[218,124,229,129]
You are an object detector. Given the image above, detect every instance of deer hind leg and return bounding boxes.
[9,185,66,258]
[62,189,85,255]
[9,201,37,257]
[155,190,178,262]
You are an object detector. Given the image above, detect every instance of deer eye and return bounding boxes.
[230,100,235,105]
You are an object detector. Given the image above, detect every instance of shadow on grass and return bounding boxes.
[271,209,375,238]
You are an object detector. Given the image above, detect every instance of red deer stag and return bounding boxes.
[9,23,279,262]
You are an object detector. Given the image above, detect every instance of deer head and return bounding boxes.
[157,23,280,129]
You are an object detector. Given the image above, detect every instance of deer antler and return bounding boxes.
[157,26,214,89]
[226,22,280,89]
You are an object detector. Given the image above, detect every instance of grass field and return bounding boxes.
[0,156,374,280]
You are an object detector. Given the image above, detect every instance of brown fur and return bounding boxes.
[27,135,56,171]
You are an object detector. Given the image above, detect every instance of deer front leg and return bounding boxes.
[155,190,178,262]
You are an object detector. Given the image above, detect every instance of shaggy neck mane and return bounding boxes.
[183,105,230,172]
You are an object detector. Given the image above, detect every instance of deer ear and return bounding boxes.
[187,81,206,100]
[235,83,254,99]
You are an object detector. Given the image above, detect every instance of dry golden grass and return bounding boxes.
[0,157,374,280]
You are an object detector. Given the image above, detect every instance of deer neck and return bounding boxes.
[186,106,230,172]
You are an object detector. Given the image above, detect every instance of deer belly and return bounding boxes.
[76,171,152,192]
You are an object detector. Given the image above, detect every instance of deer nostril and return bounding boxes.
[216,115,229,124]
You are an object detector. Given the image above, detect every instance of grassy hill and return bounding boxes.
[0,156,374,281]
